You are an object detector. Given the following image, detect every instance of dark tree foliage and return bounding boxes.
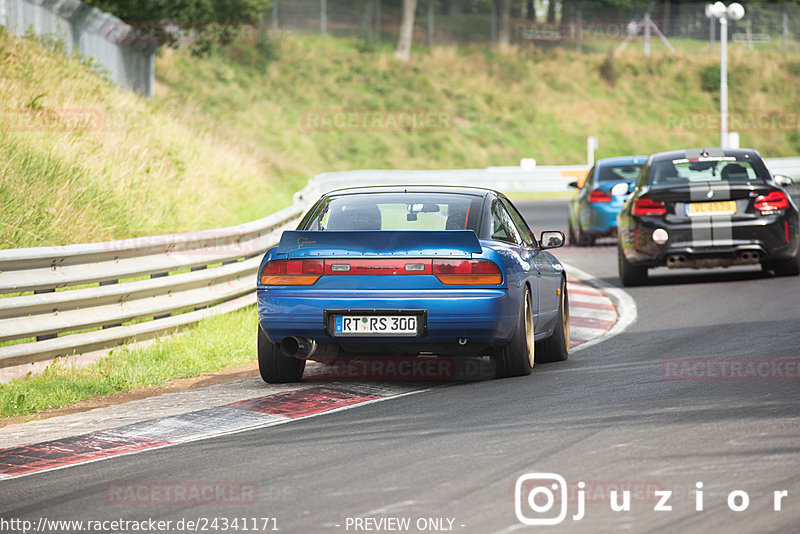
[86,0,270,23]
[85,0,271,53]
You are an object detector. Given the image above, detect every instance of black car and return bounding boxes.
[617,148,800,286]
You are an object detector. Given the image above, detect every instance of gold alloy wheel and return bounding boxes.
[525,291,534,367]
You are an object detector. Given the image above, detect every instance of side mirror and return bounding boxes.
[775,174,794,188]
[610,182,631,196]
[568,181,579,189]
[540,231,565,249]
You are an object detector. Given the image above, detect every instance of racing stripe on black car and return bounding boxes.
[709,181,733,246]
[690,183,713,247]
[689,182,733,247]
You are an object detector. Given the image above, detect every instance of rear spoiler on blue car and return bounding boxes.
[276,231,483,258]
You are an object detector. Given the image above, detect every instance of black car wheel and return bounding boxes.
[536,277,570,363]
[568,220,577,246]
[492,288,534,378]
[772,253,800,277]
[258,326,305,383]
[577,226,595,247]
[618,243,648,286]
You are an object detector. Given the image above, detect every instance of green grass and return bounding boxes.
[0,28,293,249]
[0,306,257,418]
[158,34,800,181]
[3,28,799,249]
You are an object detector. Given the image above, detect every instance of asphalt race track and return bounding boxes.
[1,199,799,534]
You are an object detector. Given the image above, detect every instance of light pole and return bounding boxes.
[706,2,745,149]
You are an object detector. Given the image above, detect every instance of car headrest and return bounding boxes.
[721,163,748,181]
[326,205,382,231]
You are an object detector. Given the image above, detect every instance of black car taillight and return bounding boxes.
[754,191,789,213]
[632,197,667,217]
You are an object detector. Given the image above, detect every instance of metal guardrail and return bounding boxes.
[0,203,307,372]
[3,157,799,376]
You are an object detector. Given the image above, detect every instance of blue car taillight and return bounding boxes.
[260,259,324,286]
[432,259,502,285]
[588,190,613,203]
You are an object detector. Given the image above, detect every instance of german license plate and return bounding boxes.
[333,315,419,337]
[686,201,737,216]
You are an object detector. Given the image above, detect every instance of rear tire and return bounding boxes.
[772,253,800,277]
[536,278,570,363]
[578,227,595,247]
[492,288,534,379]
[258,326,305,383]
[618,244,648,287]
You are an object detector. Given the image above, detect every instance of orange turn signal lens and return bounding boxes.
[435,274,503,285]
[260,275,321,286]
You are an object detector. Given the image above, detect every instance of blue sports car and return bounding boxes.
[256,186,570,383]
[567,155,646,246]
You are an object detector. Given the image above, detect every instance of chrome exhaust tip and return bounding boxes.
[280,337,339,361]
[738,251,760,264]
[666,254,687,268]
[280,336,314,358]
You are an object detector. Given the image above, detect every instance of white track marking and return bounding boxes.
[562,262,638,353]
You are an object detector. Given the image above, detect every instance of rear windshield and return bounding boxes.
[302,193,484,232]
[597,163,643,182]
[649,156,768,185]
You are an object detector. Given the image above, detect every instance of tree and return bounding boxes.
[526,0,536,21]
[448,0,462,16]
[85,0,272,53]
[496,0,512,50]
[396,0,418,61]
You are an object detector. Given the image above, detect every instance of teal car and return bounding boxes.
[567,156,646,246]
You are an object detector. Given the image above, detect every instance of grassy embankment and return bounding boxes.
[1,27,798,417]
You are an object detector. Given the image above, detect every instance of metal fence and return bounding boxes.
[3,157,799,381]
[269,0,800,53]
[0,0,157,97]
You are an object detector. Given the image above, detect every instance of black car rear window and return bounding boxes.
[649,156,769,185]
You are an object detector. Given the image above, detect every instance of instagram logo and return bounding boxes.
[514,473,570,526]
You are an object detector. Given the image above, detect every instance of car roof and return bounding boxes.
[649,147,764,163]
[595,155,648,166]
[320,185,499,199]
